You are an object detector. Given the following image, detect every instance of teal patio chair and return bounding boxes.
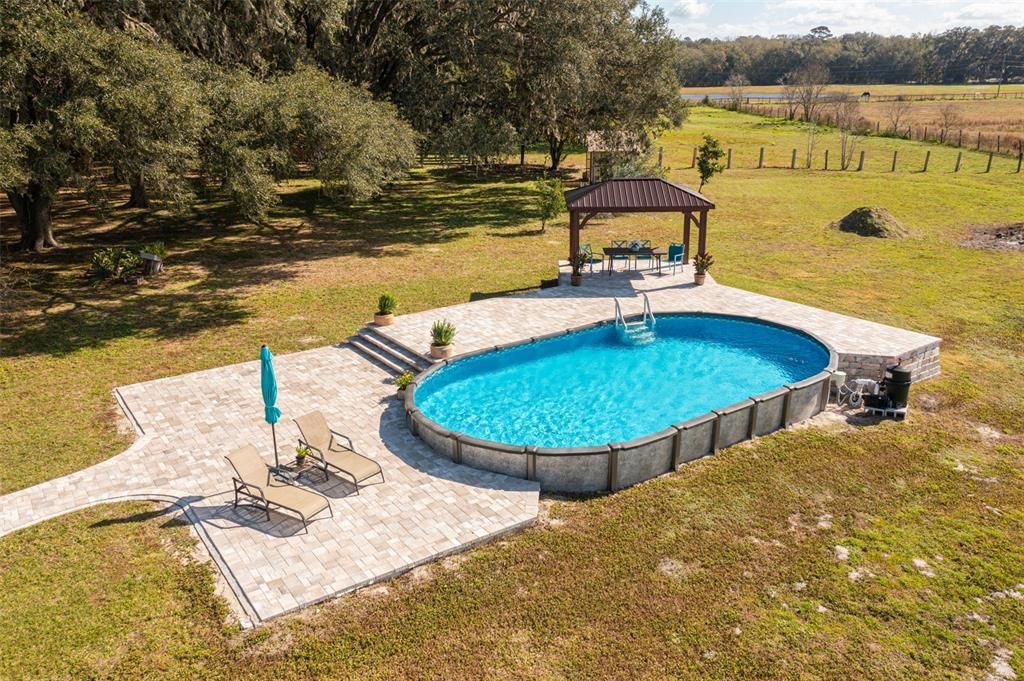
[609,240,631,271]
[661,242,686,275]
[633,240,654,271]
[580,243,604,273]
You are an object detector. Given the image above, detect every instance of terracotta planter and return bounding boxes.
[374,313,395,326]
[694,273,706,286]
[430,344,454,359]
[570,274,582,286]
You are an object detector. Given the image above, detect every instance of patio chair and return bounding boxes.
[580,243,604,273]
[225,444,332,530]
[610,240,632,271]
[633,240,654,271]
[293,411,385,493]
[660,242,686,275]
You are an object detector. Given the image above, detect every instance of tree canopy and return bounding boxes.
[674,25,1024,87]
[3,0,689,250]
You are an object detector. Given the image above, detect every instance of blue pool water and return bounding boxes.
[414,314,830,448]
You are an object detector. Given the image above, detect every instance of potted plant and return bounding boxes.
[430,319,457,359]
[295,444,311,466]
[692,252,714,286]
[374,293,397,326]
[568,250,588,287]
[395,370,414,391]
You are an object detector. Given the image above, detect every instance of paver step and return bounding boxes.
[348,337,409,375]
[358,327,431,371]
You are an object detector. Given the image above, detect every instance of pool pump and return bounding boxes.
[862,365,912,420]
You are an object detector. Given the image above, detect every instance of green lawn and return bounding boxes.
[1,107,1022,678]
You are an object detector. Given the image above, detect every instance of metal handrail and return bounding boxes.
[614,298,625,328]
[642,293,656,328]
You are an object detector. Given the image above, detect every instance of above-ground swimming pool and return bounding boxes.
[414,314,830,448]
[407,313,836,492]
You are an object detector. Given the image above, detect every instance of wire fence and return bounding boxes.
[712,99,1024,159]
[686,143,1024,175]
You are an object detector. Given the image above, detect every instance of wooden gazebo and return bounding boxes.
[563,178,715,263]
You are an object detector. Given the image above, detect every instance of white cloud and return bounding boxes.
[670,0,712,19]
[656,0,1022,39]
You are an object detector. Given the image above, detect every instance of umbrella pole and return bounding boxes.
[272,423,279,468]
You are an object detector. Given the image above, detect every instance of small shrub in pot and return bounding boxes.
[375,293,398,325]
[430,319,456,359]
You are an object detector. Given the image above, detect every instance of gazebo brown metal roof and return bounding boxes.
[564,178,715,265]
[565,177,715,212]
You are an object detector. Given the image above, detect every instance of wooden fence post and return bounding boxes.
[976,132,982,150]
[958,130,962,147]
[758,147,764,169]
[996,136,1001,154]
[891,150,898,172]
[923,150,930,172]
[727,148,732,169]
[985,152,994,173]
[857,150,865,171]
[875,121,880,133]
[955,151,963,172]
[658,146,664,168]
[824,149,829,170]
[791,149,797,169]
[1017,149,1023,174]
[923,126,928,140]
[691,146,697,168]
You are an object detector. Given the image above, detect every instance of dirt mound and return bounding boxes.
[961,223,1024,252]
[831,207,909,239]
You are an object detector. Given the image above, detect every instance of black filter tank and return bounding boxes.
[885,365,912,409]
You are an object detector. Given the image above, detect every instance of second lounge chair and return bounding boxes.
[293,411,385,493]
[225,444,332,531]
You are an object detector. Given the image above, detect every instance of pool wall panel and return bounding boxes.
[752,388,788,436]
[674,413,716,465]
[613,427,676,489]
[458,436,528,479]
[714,400,755,449]
[785,374,828,425]
[533,446,611,493]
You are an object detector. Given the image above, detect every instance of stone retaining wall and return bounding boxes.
[837,341,940,382]
[405,315,840,493]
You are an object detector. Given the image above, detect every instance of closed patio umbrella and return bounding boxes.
[260,344,283,469]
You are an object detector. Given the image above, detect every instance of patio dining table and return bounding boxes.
[602,246,667,275]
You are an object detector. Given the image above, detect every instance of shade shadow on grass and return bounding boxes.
[1,168,539,357]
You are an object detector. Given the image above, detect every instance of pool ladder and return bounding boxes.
[614,294,656,345]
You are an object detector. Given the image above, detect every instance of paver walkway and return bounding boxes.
[0,265,939,626]
[376,266,940,380]
[0,345,539,626]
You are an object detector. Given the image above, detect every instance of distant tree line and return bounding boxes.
[2,0,685,251]
[674,25,1024,87]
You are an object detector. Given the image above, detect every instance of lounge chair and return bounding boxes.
[225,444,332,530]
[293,411,385,493]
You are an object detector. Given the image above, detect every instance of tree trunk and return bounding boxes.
[520,144,526,166]
[548,137,564,171]
[126,174,150,208]
[6,183,61,251]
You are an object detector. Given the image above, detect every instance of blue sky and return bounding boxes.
[652,0,1024,39]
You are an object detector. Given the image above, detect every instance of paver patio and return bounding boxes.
[0,265,939,626]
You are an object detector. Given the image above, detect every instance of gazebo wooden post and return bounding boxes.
[568,211,581,263]
[682,212,692,261]
[697,210,708,257]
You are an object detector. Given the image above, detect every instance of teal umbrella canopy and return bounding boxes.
[260,344,283,468]
[260,345,281,425]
